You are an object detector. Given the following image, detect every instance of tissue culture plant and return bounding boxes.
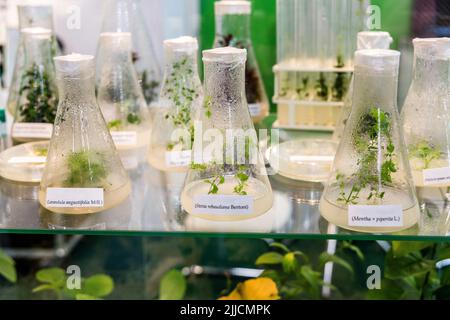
[64,151,108,188]
[163,56,199,151]
[315,72,328,101]
[132,51,159,104]
[408,141,442,170]
[336,107,397,205]
[18,63,57,123]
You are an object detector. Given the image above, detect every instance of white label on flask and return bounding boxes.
[111,131,137,146]
[165,150,191,167]
[8,156,46,164]
[12,123,53,139]
[46,188,104,208]
[348,205,403,227]
[248,103,262,117]
[193,195,253,215]
[422,167,450,186]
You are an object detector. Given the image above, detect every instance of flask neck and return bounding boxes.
[58,75,97,104]
[160,50,200,98]
[352,67,399,114]
[23,36,54,70]
[410,55,449,91]
[215,13,251,46]
[203,59,247,114]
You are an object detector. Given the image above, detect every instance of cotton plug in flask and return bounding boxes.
[96,32,151,167]
[10,28,58,145]
[7,5,57,117]
[39,54,131,214]
[100,0,162,105]
[148,36,203,173]
[181,47,273,221]
[401,38,450,233]
[320,49,420,233]
[213,0,269,123]
[333,31,393,141]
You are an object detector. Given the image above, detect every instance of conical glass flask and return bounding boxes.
[99,0,161,105]
[181,47,273,221]
[39,54,131,214]
[96,32,151,165]
[320,49,420,233]
[7,5,56,117]
[401,38,450,234]
[213,0,269,123]
[148,36,203,173]
[10,27,58,145]
[333,31,393,141]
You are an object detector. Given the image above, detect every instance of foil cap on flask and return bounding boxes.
[215,0,251,15]
[54,53,95,79]
[357,31,393,50]
[412,37,450,60]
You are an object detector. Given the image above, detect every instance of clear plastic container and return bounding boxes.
[39,54,131,214]
[96,32,151,166]
[7,5,56,117]
[148,36,203,173]
[213,0,269,123]
[401,38,450,234]
[181,47,273,221]
[0,141,48,183]
[274,0,369,130]
[10,27,58,145]
[99,0,162,105]
[320,49,420,233]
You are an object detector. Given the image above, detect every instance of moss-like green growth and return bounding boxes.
[64,151,107,188]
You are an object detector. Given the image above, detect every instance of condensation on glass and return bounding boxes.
[181,47,273,221]
[99,0,162,105]
[148,36,203,173]
[39,54,131,214]
[96,32,151,168]
[320,49,420,233]
[213,0,269,123]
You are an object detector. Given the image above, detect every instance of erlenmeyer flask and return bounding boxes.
[99,0,161,105]
[401,38,450,234]
[148,36,203,173]
[213,0,269,123]
[320,49,420,233]
[10,27,58,145]
[39,54,131,214]
[333,31,393,141]
[96,32,151,165]
[7,5,56,117]
[181,47,273,221]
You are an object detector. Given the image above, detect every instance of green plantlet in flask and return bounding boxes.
[64,151,107,188]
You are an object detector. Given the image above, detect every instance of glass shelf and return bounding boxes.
[0,159,449,241]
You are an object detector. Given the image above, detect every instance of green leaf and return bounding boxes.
[366,279,405,300]
[0,251,16,283]
[282,253,298,273]
[269,242,290,253]
[32,284,59,293]
[82,274,114,298]
[343,242,365,260]
[319,253,353,274]
[255,252,284,265]
[392,241,432,257]
[159,269,186,300]
[384,251,435,279]
[76,294,102,300]
[35,268,66,286]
